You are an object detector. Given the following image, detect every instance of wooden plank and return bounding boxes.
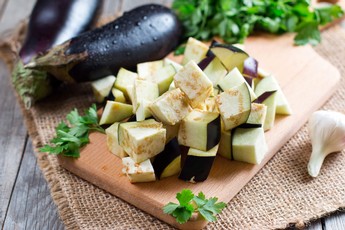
[101,0,123,17]
[307,220,323,230]
[0,0,35,33]
[324,212,345,230]
[3,139,65,230]
[0,61,27,228]
[0,0,9,21]
[58,33,341,230]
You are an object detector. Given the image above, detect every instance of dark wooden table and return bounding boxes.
[0,1,344,229]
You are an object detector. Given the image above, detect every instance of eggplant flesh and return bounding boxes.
[28,4,183,83]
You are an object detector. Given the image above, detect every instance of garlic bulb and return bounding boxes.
[307,110,345,177]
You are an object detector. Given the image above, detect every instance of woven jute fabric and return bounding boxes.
[1,24,345,229]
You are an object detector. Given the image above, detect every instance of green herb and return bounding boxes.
[40,104,104,158]
[172,0,343,46]
[174,45,186,56]
[163,189,226,224]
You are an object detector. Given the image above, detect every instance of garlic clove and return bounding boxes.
[307,110,345,177]
[308,148,326,177]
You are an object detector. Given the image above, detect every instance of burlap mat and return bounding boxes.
[1,23,345,230]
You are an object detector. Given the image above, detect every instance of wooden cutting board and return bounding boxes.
[58,33,340,229]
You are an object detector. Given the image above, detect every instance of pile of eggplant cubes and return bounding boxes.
[92,37,292,183]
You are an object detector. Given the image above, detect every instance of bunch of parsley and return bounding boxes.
[172,0,343,45]
[163,189,226,224]
[40,104,104,158]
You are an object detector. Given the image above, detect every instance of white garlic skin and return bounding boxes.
[307,110,345,177]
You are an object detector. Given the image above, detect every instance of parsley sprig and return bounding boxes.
[172,0,344,46]
[163,189,226,224]
[40,104,104,158]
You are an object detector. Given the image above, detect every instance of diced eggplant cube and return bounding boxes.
[122,157,156,183]
[163,123,180,144]
[91,75,116,103]
[255,75,292,115]
[203,96,218,112]
[137,60,164,80]
[132,79,159,113]
[232,43,245,51]
[105,122,127,158]
[210,42,249,72]
[161,156,181,179]
[111,88,126,103]
[136,99,153,121]
[152,138,181,179]
[164,58,183,72]
[258,67,271,78]
[178,109,220,151]
[182,37,209,65]
[100,101,133,125]
[114,68,138,100]
[179,144,218,183]
[203,56,227,86]
[232,127,267,164]
[148,64,176,95]
[216,83,251,130]
[118,119,166,163]
[243,56,258,78]
[168,81,176,91]
[247,103,267,126]
[217,67,257,101]
[149,88,190,125]
[174,60,213,108]
[218,128,232,160]
[254,91,277,131]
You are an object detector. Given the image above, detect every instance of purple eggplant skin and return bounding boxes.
[67,4,183,82]
[20,0,103,64]
[27,4,183,83]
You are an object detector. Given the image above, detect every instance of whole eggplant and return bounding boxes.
[20,0,103,64]
[26,4,183,83]
[13,0,103,108]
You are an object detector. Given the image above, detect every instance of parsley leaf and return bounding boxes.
[172,0,344,46]
[176,189,194,206]
[40,104,104,158]
[163,189,226,224]
[195,193,227,222]
[163,189,195,224]
[294,21,321,46]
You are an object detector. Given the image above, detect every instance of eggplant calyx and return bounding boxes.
[25,41,88,83]
[12,60,53,109]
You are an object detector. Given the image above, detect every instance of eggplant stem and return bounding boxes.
[24,41,88,83]
[12,60,53,109]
